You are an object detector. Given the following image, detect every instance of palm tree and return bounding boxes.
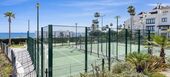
[4,11,15,46]
[127,5,136,52]
[128,5,136,16]
[150,35,170,63]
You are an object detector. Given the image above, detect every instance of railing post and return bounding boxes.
[48,25,53,77]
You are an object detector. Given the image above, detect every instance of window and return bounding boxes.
[146,25,155,31]
[161,33,167,37]
[146,18,155,24]
[162,18,167,22]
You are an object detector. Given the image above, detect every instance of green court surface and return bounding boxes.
[51,42,170,77]
[53,46,99,77]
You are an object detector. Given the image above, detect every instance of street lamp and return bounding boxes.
[94,12,100,18]
[110,23,113,27]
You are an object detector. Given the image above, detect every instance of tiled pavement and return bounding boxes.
[13,48,36,77]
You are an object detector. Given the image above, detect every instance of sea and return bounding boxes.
[0,33,35,39]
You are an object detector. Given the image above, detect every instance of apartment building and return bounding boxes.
[124,4,170,37]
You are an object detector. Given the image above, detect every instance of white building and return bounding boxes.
[124,4,170,37]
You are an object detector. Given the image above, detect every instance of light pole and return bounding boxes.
[75,23,78,48]
[115,16,120,60]
[110,23,113,56]
[27,20,30,38]
[127,5,136,53]
[27,20,30,51]
[100,14,105,55]
[94,12,100,57]
[105,25,109,57]
[28,20,30,33]
[36,3,40,77]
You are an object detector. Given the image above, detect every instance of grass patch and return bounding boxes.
[0,51,13,76]
[10,44,25,48]
[149,72,166,77]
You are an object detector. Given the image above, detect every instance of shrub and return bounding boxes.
[112,62,132,74]
[80,62,146,77]
[145,55,167,72]
[126,52,168,73]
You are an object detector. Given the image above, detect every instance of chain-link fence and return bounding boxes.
[27,24,153,77]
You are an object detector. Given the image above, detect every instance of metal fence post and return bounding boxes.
[34,39,37,70]
[148,30,151,54]
[101,36,103,55]
[125,29,128,59]
[130,29,132,53]
[27,31,29,51]
[48,25,53,77]
[41,27,44,77]
[80,35,82,50]
[91,36,92,55]
[138,30,140,53]
[102,58,105,77]
[97,36,99,57]
[108,28,111,71]
[76,23,78,48]
[106,36,108,57]
[85,27,88,73]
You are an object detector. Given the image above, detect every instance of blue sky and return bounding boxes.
[0,0,170,32]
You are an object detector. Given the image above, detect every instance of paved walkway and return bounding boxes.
[13,48,36,77]
[160,69,170,77]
